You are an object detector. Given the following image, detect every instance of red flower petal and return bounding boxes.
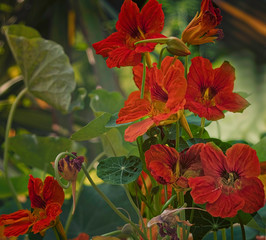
[139,0,164,34]
[117,91,151,124]
[225,144,261,177]
[146,144,178,170]
[124,118,154,142]
[200,143,227,177]
[116,0,140,35]
[132,63,151,90]
[106,47,142,68]
[0,210,33,237]
[43,176,64,207]
[187,57,215,89]
[189,176,221,204]
[206,192,245,218]
[28,175,45,209]
[238,177,265,214]
[180,143,204,177]
[215,92,250,112]
[92,32,124,58]
[213,61,235,93]
[185,99,225,120]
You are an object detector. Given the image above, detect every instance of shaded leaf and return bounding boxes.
[252,137,266,162]
[8,134,73,174]
[97,156,142,185]
[71,112,112,141]
[89,89,124,116]
[186,114,211,127]
[69,87,87,112]
[0,175,29,198]
[105,112,131,128]
[4,24,76,112]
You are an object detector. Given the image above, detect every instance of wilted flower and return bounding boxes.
[181,0,223,45]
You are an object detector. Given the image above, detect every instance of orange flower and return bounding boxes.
[181,0,223,45]
[0,175,64,237]
[116,56,187,142]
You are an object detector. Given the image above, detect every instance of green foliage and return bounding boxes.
[3,24,76,112]
[71,112,112,141]
[252,137,266,162]
[8,134,73,175]
[0,175,29,198]
[97,156,142,185]
[89,89,124,116]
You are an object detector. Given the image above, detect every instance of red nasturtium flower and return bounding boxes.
[185,56,249,120]
[189,143,265,218]
[92,0,166,68]
[181,0,223,45]
[0,175,64,237]
[145,144,204,193]
[116,56,187,142]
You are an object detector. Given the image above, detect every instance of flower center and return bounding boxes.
[201,87,216,106]
[221,171,239,187]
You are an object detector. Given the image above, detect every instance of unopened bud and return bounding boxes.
[166,37,190,56]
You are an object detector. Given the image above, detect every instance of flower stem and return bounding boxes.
[124,185,147,237]
[213,231,218,240]
[4,87,27,210]
[175,120,180,151]
[140,56,146,99]
[81,164,148,240]
[222,228,227,240]
[102,230,122,237]
[185,55,189,78]
[64,152,106,234]
[145,52,152,68]
[230,221,234,240]
[158,46,166,69]
[238,215,246,240]
[200,117,205,137]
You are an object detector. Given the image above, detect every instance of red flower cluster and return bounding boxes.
[0,175,64,237]
[116,57,187,142]
[93,0,166,68]
[189,143,265,218]
[185,56,249,120]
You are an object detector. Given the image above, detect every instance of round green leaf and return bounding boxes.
[97,156,142,185]
[3,24,76,112]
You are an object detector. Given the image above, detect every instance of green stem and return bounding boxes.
[161,194,176,212]
[238,215,246,240]
[102,230,122,237]
[185,55,189,79]
[213,231,218,240]
[175,120,180,151]
[140,56,146,99]
[178,191,186,240]
[52,227,61,240]
[64,152,106,234]
[124,185,147,237]
[81,164,147,240]
[216,121,221,139]
[4,87,28,210]
[189,201,195,223]
[230,221,234,240]
[158,46,166,69]
[200,117,205,137]
[222,228,227,240]
[163,185,168,204]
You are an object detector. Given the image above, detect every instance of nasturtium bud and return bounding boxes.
[166,37,191,56]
